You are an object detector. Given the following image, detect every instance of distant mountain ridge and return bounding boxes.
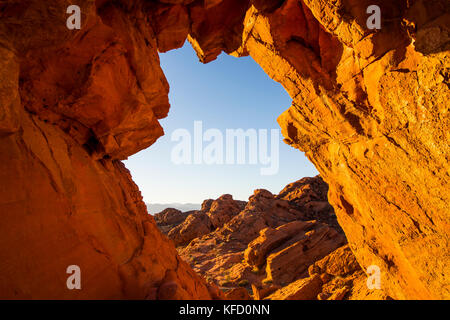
[146,203,201,215]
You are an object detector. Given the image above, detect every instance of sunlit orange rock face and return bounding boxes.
[0,0,448,299]
[229,0,450,300]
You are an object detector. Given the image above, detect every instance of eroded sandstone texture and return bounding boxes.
[0,0,448,299]
[0,0,212,299]
[186,0,450,299]
[158,177,389,300]
[231,0,450,299]
[162,177,349,300]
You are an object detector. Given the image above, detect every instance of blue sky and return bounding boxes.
[123,43,318,204]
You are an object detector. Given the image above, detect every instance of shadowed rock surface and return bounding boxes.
[154,208,192,235]
[162,195,246,247]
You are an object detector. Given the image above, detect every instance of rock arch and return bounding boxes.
[0,0,448,299]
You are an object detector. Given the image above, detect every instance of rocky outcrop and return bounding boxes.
[168,177,348,299]
[206,195,247,229]
[224,287,252,300]
[263,222,346,285]
[229,0,449,300]
[163,194,246,247]
[265,274,322,300]
[0,0,448,299]
[244,220,346,280]
[277,177,341,231]
[154,208,191,234]
[310,245,389,300]
[168,211,214,247]
[266,245,390,300]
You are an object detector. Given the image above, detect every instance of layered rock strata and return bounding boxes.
[161,176,351,300]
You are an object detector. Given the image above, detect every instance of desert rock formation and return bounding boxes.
[232,0,449,300]
[154,208,192,234]
[0,0,448,299]
[160,176,355,299]
[266,245,389,300]
[166,195,246,247]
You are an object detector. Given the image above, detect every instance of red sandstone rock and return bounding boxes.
[244,226,295,269]
[277,176,341,231]
[0,0,448,300]
[167,194,246,247]
[226,0,449,299]
[262,223,346,285]
[173,177,346,298]
[154,208,190,227]
[151,3,190,53]
[168,211,213,247]
[224,287,251,300]
[154,208,190,234]
[308,245,390,300]
[0,0,212,299]
[251,283,281,300]
[206,194,246,229]
[265,274,322,300]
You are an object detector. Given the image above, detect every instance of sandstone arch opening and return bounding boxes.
[0,0,447,301]
[124,43,318,213]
